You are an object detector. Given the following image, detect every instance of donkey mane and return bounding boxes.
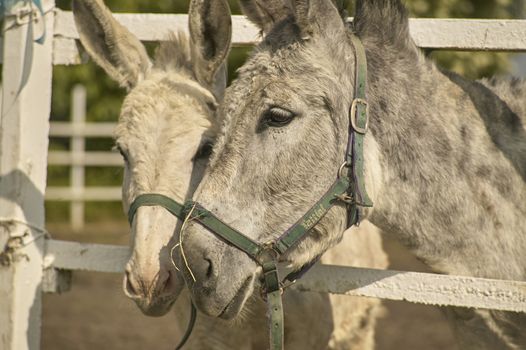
[445,73,526,180]
[354,0,412,50]
[153,32,194,75]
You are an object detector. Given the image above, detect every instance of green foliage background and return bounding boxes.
[47,0,521,224]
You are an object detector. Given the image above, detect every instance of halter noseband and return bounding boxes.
[127,33,371,350]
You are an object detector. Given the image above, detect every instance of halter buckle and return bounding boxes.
[279,279,297,291]
[336,193,354,204]
[337,161,349,179]
[350,98,369,134]
[260,285,285,301]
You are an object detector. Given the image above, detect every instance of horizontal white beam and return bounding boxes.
[45,240,130,273]
[49,11,526,65]
[45,186,121,201]
[47,151,122,166]
[53,10,260,45]
[3,13,526,64]
[409,18,526,51]
[296,264,526,313]
[44,240,526,312]
[49,122,116,137]
[51,11,260,65]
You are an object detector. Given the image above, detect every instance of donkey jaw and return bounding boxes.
[124,289,177,317]
[190,273,256,320]
[218,275,255,319]
[122,275,178,317]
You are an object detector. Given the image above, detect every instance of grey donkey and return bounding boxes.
[180,0,526,349]
[72,0,386,348]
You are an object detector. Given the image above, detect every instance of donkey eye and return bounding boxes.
[265,107,295,127]
[206,101,217,112]
[194,141,213,160]
[114,145,129,163]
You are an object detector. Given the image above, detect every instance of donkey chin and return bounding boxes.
[137,296,177,317]
[122,277,179,317]
[188,267,258,320]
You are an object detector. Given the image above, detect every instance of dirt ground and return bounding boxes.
[42,223,457,350]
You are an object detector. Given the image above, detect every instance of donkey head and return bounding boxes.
[181,0,410,319]
[72,0,231,316]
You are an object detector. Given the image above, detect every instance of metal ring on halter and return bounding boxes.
[256,241,280,264]
[279,279,297,291]
[350,98,369,134]
[338,161,349,179]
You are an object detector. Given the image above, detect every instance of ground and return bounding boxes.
[42,223,457,350]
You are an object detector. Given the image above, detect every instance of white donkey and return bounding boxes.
[72,0,387,349]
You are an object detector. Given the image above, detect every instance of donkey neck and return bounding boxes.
[360,43,526,280]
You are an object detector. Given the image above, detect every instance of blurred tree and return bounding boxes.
[47,0,518,223]
[407,0,514,78]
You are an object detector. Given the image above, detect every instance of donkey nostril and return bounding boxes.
[124,271,139,296]
[159,272,171,292]
[186,251,217,283]
[205,258,213,278]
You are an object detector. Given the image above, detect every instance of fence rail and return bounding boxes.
[49,122,116,137]
[2,5,526,350]
[45,187,122,201]
[47,151,121,166]
[50,14,526,65]
[45,240,526,313]
[3,12,526,65]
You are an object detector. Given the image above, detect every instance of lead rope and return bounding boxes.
[174,303,197,350]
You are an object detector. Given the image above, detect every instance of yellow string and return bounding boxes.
[169,243,181,272]
[177,203,198,282]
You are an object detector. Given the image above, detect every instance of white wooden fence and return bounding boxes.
[47,84,121,230]
[1,2,526,349]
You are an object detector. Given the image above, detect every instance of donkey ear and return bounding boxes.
[354,0,411,48]
[287,0,344,38]
[72,0,151,90]
[189,0,232,94]
[239,0,291,33]
[213,63,228,101]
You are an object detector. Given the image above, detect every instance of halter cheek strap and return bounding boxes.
[347,34,373,224]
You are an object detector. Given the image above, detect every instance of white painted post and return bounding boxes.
[0,1,55,349]
[70,85,86,231]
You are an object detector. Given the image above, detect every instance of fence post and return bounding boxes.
[0,1,55,349]
[71,85,86,231]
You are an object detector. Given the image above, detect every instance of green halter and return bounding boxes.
[127,33,372,350]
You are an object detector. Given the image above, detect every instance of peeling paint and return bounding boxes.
[0,237,26,267]
[295,265,526,313]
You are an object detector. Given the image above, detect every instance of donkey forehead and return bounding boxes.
[135,72,216,111]
[222,45,344,120]
[115,74,215,143]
